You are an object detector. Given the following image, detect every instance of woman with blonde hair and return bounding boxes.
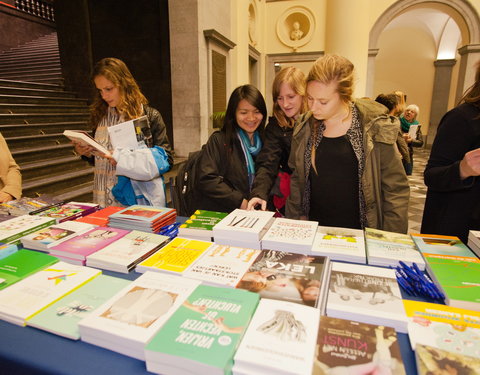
[248,66,308,214]
[74,57,172,207]
[286,54,409,233]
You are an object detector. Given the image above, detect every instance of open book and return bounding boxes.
[408,124,419,139]
[63,130,111,156]
[107,115,152,150]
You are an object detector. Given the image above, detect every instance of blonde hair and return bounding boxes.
[90,57,147,128]
[307,54,355,173]
[272,66,308,128]
[394,91,406,114]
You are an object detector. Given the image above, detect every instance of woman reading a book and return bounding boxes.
[73,58,172,207]
[285,54,409,233]
[0,133,21,203]
[247,66,308,215]
[197,84,267,213]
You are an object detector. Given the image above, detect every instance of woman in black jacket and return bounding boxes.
[197,85,267,213]
[247,67,307,214]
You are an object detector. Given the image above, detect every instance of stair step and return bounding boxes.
[0,61,61,73]
[0,86,74,98]
[11,143,77,164]
[6,132,72,149]
[0,56,61,66]
[0,51,60,61]
[20,156,90,180]
[54,182,94,203]
[0,121,89,137]
[0,66,61,75]
[0,113,89,124]
[0,103,89,114]
[0,94,87,106]
[0,73,63,82]
[0,79,64,90]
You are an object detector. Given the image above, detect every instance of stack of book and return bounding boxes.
[108,205,176,233]
[326,262,408,333]
[49,227,130,265]
[212,209,275,249]
[145,284,259,375]
[0,215,56,244]
[0,262,101,326]
[27,275,131,340]
[411,233,480,311]
[31,201,100,223]
[78,271,201,360]
[75,206,123,226]
[135,237,213,275]
[86,231,170,273]
[233,298,319,375]
[0,196,60,216]
[365,227,425,269]
[182,244,261,288]
[313,316,405,375]
[467,230,480,257]
[236,249,331,312]
[178,210,228,241]
[20,221,96,252]
[260,217,318,254]
[0,249,59,290]
[0,243,18,260]
[310,225,366,263]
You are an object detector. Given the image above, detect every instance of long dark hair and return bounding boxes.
[221,84,267,149]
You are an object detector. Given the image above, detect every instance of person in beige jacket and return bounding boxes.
[285,54,409,233]
[0,133,21,203]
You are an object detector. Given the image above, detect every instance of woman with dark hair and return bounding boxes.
[422,62,480,243]
[197,84,267,213]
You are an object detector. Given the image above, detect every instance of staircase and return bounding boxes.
[0,32,94,203]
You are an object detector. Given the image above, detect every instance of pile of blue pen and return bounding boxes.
[393,261,445,302]
[157,222,180,238]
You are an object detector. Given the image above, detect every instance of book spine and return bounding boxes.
[28,202,65,215]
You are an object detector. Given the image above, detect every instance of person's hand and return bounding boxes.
[459,148,480,179]
[247,197,267,211]
[104,154,117,167]
[240,199,249,210]
[72,141,95,157]
[403,133,412,143]
[0,191,13,203]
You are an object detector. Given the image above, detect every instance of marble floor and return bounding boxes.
[407,147,430,234]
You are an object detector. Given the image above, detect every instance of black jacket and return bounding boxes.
[197,131,254,213]
[250,116,293,201]
[421,103,480,243]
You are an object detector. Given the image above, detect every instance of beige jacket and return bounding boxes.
[286,98,410,233]
[0,133,22,199]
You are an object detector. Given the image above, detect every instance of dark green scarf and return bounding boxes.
[400,115,419,133]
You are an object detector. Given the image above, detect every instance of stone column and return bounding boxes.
[324,0,371,96]
[455,44,480,103]
[366,48,379,99]
[427,59,456,147]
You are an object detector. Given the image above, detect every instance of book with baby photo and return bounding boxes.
[235,249,331,312]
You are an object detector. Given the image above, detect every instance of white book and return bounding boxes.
[107,115,151,150]
[365,227,425,270]
[21,221,96,252]
[63,130,111,156]
[86,231,169,273]
[311,225,366,263]
[78,271,201,360]
[0,262,101,326]
[0,215,56,244]
[468,230,480,257]
[407,124,419,139]
[182,244,260,287]
[261,218,318,254]
[212,209,275,243]
[214,236,263,250]
[326,262,408,333]
[233,298,320,375]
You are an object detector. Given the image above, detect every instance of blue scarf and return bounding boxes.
[237,129,262,188]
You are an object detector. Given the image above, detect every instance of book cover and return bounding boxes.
[326,262,407,333]
[63,129,111,156]
[233,298,319,375]
[182,244,261,287]
[236,249,331,311]
[75,206,123,226]
[78,271,201,360]
[415,344,480,375]
[411,233,477,258]
[136,237,213,275]
[0,196,55,216]
[145,285,259,375]
[0,242,18,260]
[86,231,170,273]
[311,225,366,263]
[178,210,228,237]
[261,217,318,254]
[0,215,56,244]
[313,316,405,375]
[212,209,275,242]
[107,115,152,150]
[0,249,58,290]
[49,227,130,260]
[33,202,99,223]
[365,227,425,269]
[403,299,480,358]
[109,205,176,223]
[27,275,130,340]
[421,253,480,311]
[0,262,101,326]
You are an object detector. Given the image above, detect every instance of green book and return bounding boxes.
[145,285,259,375]
[0,215,56,244]
[178,210,228,239]
[27,275,131,339]
[0,249,58,290]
